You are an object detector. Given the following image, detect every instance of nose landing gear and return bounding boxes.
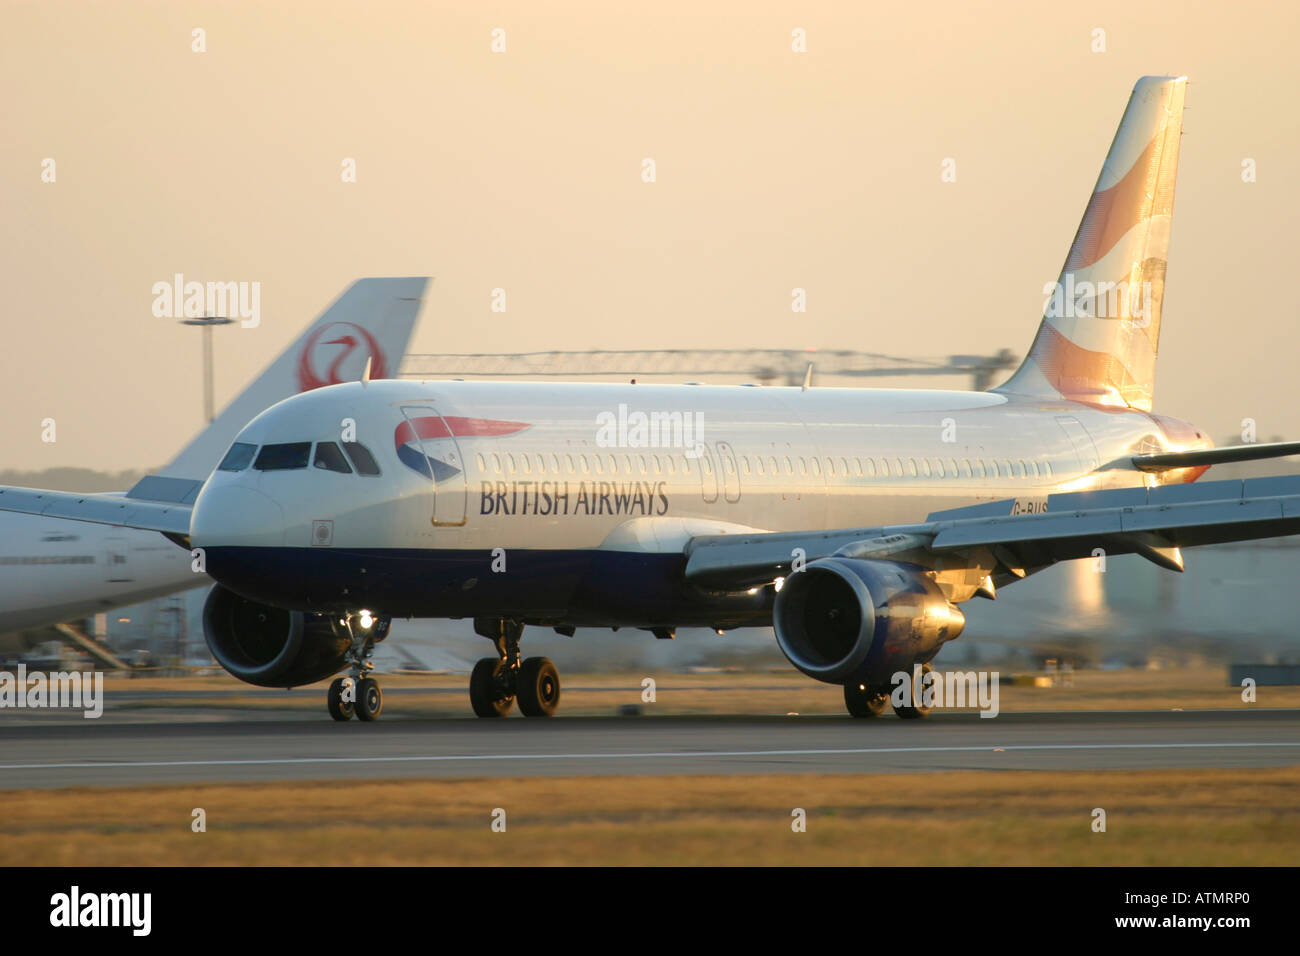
[326,612,388,722]
[470,618,562,718]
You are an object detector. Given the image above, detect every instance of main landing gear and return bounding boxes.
[469,618,561,718]
[843,662,933,720]
[327,612,387,722]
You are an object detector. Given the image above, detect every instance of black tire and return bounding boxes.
[470,658,514,717]
[843,681,888,718]
[893,662,933,720]
[355,677,383,721]
[327,677,355,721]
[517,657,561,717]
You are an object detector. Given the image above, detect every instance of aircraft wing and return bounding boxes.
[683,474,1300,591]
[0,487,192,538]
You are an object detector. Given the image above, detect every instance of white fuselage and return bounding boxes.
[188,379,1210,624]
[0,512,199,635]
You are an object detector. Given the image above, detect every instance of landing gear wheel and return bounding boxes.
[327,677,355,721]
[355,677,383,721]
[470,658,514,718]
[893,662,933,720]
[517,657,561,717]
[843,681,888,718]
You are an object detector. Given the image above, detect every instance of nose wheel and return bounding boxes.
[470,618,563,718]
[326,614,386,721]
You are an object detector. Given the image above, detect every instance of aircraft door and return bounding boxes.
[1056,416,1100,473]
[399,404,468,526]
[104,536,133,583]
[716,441,741,503]
[694,443,719,503]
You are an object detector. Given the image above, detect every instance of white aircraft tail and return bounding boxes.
[159,277,428,480]
[994,76,1186,411]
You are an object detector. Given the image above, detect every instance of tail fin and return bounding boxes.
[994,76,1186,411]
[159,277,428,479]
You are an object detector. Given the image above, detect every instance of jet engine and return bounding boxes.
[202,584,387,688]
[772,558,965,686]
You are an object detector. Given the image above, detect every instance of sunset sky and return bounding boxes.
[3,0,1297,472]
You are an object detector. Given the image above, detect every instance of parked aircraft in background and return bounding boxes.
[0,278,428,660]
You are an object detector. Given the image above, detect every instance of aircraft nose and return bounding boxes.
[190,484,286,548]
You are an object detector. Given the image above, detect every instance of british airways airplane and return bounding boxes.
[0,278,427,656]
[5,77,1300,722]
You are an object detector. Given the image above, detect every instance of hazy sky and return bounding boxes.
[3,1,1298,472]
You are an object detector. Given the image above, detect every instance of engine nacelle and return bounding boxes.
[772,558,965,686]
[202,584,385,688]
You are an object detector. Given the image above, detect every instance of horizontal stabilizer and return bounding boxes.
[1132,440,1300,473]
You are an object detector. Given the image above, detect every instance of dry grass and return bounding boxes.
[2,767,1297,865]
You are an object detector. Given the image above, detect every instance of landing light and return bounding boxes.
[773,576,786,593]
[358,610,374,629]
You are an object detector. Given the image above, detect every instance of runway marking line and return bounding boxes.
[3,740,1300,772]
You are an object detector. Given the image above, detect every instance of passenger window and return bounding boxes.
[522,455,532,474]
[1043,460,1052,477]
[933,459,944,478]
[666,456,675,475]
[1030,460,1040,478]
[254,442,312,471]
[1004,459,1015,478]
[810,458,820,477]
[581,455,591,474]
[976,460,987,479]
[218,442,257,472]
[798,458,807,476]
[476,454,487,472]
[769,456,779,474]
[961,459,972,479]
[639,454,648,474]
[342,442,381,476]
[493,453,502,474]
[1018,459,1028,478]
[741,457,750,476]
[907,459,918,477]
[755,457,765,476]
[864,458,875,478]
[314,442,353,474]
[949,458,958,477]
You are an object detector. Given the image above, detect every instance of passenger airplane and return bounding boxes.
[5,77,1300,722]
[0,278,427,659]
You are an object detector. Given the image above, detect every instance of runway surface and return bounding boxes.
[2,709,1298,788]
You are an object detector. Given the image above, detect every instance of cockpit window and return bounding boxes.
[313,442,353,474]
[253,442,312,471]
[342,441,381,476]
[218,442,258,472]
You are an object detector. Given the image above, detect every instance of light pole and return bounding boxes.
[180,317,234,423]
